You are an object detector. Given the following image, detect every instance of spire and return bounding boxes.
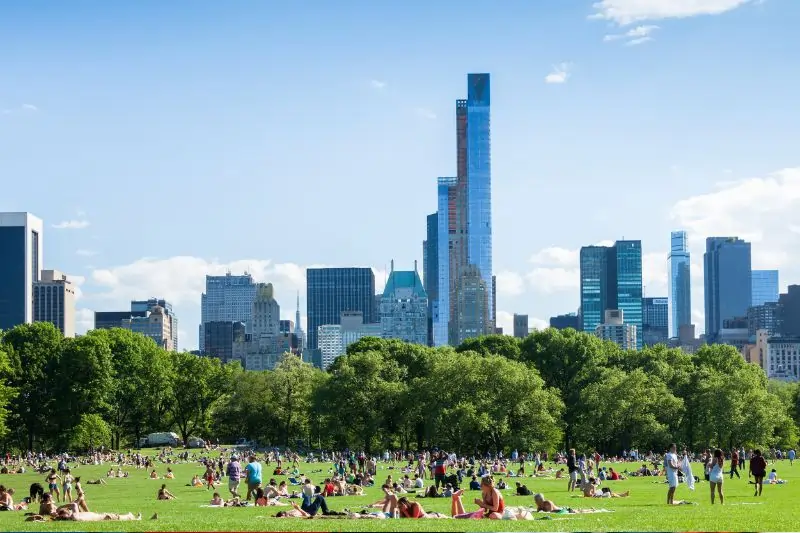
[295,290,302,334]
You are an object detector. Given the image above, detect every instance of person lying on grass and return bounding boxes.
[581,478,629,498]
[533,492,601,514]
[254,487,288,507]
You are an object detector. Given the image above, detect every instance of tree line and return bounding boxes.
[0,322,798,455]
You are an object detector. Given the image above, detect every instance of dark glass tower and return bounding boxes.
[306,267,376,350]
[704,237,752,343]
[642,297,669,346]
[423,212,439,346]
[668,231,691,338]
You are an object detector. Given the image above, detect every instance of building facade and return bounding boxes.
[199,272,257,353]
[752,270,779,307]
[379,262,428,345]
[423,212,439,346]
[0,212,43,331]
[204,320,247,364]
[244,283,294,371]
[95,310,143,330]
[766,337,800,381]
[306,267,376,351]
[668,230,692,338]
[596,309,637,350]
[550,313,580,330]
[317,311,382,369]
[579,240,643,349]
[132,298,178,351]
[642,297,669,347]
[122,305,174,350]
[704,237,752,343]
[748,302,779,337]
[33,269,76,337]
[778,285,800,337]
[513,314,529,338]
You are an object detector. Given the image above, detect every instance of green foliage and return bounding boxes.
[71,413,112,451]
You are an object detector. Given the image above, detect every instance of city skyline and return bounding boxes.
[3,1,799,350]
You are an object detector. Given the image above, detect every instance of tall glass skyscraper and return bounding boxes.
[668,231,691,338]
[0,212,43,331]
[579,240,643,349]
[642,297,669,346]
[704,237,752,343]
[752,269,779,306]
[433,74,493,346]
[306,267,376,351]
[423,212,438,346]
[200,272,257,352]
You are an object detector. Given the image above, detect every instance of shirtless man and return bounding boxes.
[582,478,629,498]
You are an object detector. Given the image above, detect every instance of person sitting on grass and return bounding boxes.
[74,478,89,512]
[191,475,203,487]
[149,470,159,480]
[767,469,786,484]
[165,468,174,479]
[582,478,629,498]
[515,482,532,496]
[157,484,176,500]
[254,487,288,507]
[450,476,505,519]
[469,475,481,490]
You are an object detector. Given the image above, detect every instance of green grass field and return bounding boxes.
[0,452,797,531]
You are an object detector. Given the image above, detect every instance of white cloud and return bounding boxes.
[53,219,90,230]
[530,246,578,266]
[2,103,40,115]
[75,308,94,335]
[495,271,526,296]
[591,0,754,25]
[527,267,580,294]
[545,63,571,84]
[71,274,86,301]
[76,249,99,256]
[414,107,437,120]
[605,24,659,44]
[22,103,38,111]
[370,79,386,89]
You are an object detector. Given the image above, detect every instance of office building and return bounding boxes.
[317,311,382,369]
[423,213,439,346]
[668,231,692,338]
[434,73,494,347]
[596,309,637,350]
[204,321,246,364]
[513,314,529,338]
[306,267,376,350]
[122,305,174,350]
[200,272,257,352]
[579,240,643,349]
[380,261,428,345]
[245,283,293,371]
[279,320,294,335]
[0,212,43,331]
[718,317,749,351]
[704,237,752,343]
[33,269,76,337]
[766,337,800,381]
[550,313,580,330]
[743,329,769,368]
[642,297,669,347]
[778,285,800,337]
[95,310,143,330]
[752,270,779,307]
[132,298,178,351]
[748,302,779,337]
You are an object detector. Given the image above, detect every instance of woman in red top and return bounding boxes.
[749,449,767,497]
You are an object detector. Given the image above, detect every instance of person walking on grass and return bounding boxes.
[226,455,242,499]
[245,455,263,501]
[567,449,579,493]
[664,444,680,505]
[709,449,724,504]
[730,448,741,479]
[750,449,767,497]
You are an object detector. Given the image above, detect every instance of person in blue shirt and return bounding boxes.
[245,455,262,501]
[789,449,796,466]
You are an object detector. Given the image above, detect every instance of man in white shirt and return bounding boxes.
[664,444,680,505]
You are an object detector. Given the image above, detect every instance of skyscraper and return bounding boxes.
[379,261,428,345]
[668,230,691,338]
[579,240,643,349]
[513,314,529,338]
[199,272,257,352]
[306,267,376,350]
[642,297,669,346]
[423,212,438,346]
[0,212,43,331]
[132,298,179,351]
[433,73,493,346]
[752,270,779,307]
[33,269,76,337]
[704,237,752,343]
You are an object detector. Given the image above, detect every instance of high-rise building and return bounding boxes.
[294,290,304,352]
[318,311,382,369]
[33,269,76,337]
[752,270,779,307]
[433,73,493,346]
[380,261,428,345]
[642,297,669,347]
[550,313,580,330]
[245,282,293,371]
[423,212,439,346]
[596,309,637,350]
[199,272,257,353]
[132,298,178,351]
[306,267,376,350]
[766,337,800,381]
[704,237,752,343]
[513,314,529,339]
[95,311,142,330]
[579,240,643,349]
[122,305,174,350]
[0,212,43,331]
[748,302,779,337]
[668,231,691,338]
[279,320,294,335]
[204,321,246,364]
[778,285,800,337]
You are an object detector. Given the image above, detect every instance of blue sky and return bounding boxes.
[2,0,799,349]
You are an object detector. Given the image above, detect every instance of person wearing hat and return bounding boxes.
[226,455,242,498]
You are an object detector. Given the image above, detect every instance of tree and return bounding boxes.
[71,414,112,452]
[456,334,521,360]
[2,322,63,450]
[212,367,276,445]
[170,352,226,445]
[267,354,320,447]
[0,342,17,440]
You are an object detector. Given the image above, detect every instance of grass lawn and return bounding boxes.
[0,452,797,531]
